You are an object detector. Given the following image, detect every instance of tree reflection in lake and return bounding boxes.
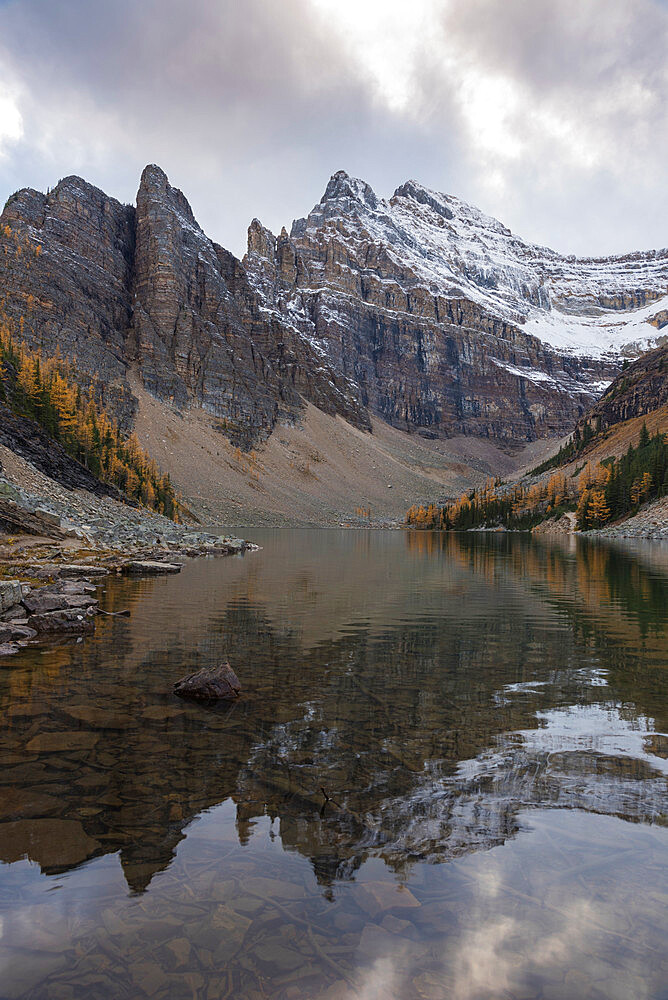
[0,531,666,998]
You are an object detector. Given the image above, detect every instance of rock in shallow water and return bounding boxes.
[0,818,100,869]
[173,663,241,701]
[29,608,95,634]
[123,561,182,575]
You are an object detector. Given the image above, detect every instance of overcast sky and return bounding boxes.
[0,0,666,258]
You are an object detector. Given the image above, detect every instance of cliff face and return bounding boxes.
[1,166,666,450]
[129,166,366,444]
[0,177,136,423]
[129,164,299,442]
[576,343,668,437]
[244,172,667,442]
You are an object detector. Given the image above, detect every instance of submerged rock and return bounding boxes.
[0,818,100,869]
[173,663,241,701]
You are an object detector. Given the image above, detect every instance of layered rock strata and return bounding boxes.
[1,166,666,450]
[244,172,667,442]
[576,343,668,435]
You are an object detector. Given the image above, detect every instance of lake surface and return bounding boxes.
[0,530,666,1000]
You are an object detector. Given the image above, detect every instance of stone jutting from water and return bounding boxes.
[122,561,182,575]
[173,663,242,701]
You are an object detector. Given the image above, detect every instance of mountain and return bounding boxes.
[0,165,666,520]
[0,166,366,447]
[246,171,667,442]
[408,343,668,536]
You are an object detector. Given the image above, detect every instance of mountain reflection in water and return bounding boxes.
[0,531,666,999]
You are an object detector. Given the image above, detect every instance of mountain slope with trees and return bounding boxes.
[406,344,668,533]
[0,312,178,518]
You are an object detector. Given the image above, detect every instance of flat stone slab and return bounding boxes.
[59,581,97,594]
[30,564,109,579]
[26,731,100,753]
[56,564,110,578]
[123,561,182,575]
[64,705,136,729]
[0,787,63,820]
[29,609,95,634]
[22,591,98,615]
[244,876,305,900]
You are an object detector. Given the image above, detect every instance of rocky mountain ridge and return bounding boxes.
[1,165,666,456]
[575,343,668,438]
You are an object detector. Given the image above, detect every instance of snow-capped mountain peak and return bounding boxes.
[288,170,668,360]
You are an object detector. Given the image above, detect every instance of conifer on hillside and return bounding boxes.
[0,312,180,520]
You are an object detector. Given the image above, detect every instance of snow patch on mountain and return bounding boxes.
[523,293,668,359]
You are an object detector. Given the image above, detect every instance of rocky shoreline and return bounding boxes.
[0,467,255,658]
[591,496,668,542]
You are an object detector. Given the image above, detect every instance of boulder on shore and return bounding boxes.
[0,581,23,614]
[22,591,98,615]
[174,663,241,701]
[0,499,66,538]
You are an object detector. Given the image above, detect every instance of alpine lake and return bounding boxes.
[0,529,666,1000]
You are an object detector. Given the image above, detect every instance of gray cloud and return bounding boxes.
[0,0,665,257]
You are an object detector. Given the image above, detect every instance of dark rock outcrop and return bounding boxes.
[29,608,95,634]
[0,403,121,498]
[174,663,241,701]
[576,343,668,435]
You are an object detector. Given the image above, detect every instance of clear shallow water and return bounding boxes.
[0,530,666,999]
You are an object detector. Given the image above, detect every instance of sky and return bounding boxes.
[0,0,666,259]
